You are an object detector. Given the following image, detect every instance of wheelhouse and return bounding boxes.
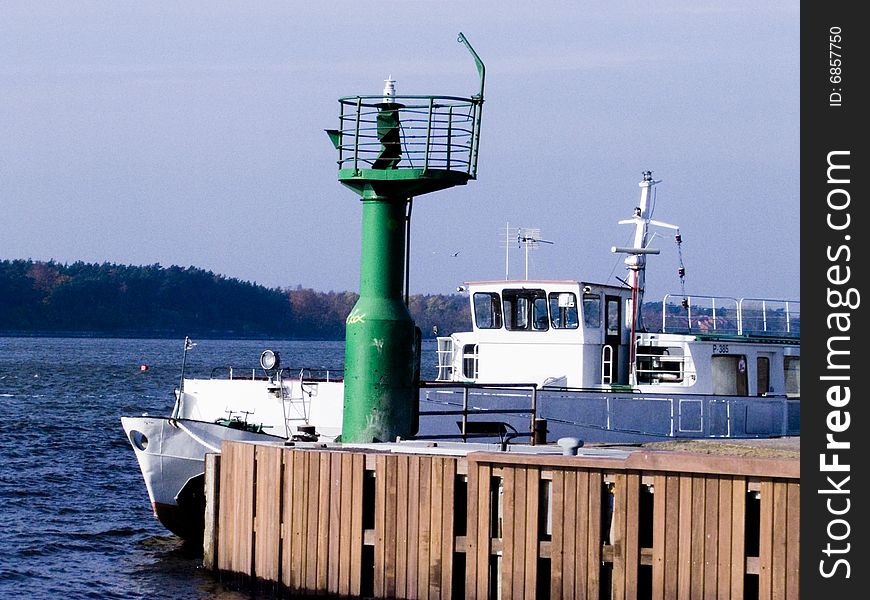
[437,282,800,399]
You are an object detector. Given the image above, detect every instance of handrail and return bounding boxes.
[205,366,343,381]
[417,381,540,447]
[659,293,799,337]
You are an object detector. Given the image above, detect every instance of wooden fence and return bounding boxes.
[205,441,799,599]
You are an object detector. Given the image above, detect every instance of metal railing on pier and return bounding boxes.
[417,381,544,446]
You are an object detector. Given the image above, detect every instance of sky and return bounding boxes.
[1,1,799,302]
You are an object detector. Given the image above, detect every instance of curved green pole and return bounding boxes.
[458,32,485,101]
[458,32,485,178]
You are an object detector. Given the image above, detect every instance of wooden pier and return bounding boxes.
[203,440,799,599]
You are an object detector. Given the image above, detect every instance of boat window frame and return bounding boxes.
[502,288,548,331]
[473,292,503,329]
[583,293,601,328]
[549,292,579,329]
[606,297,620,336]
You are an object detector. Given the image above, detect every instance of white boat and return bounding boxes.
[121,364,344,540]
[121,171,799,541]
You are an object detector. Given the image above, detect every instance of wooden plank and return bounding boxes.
[373,454,387,598]
[464,461,481,600]
[467,450,799,479]
[677,475,693,600]
[575,470,592,599]
[523,467,540,600]
[690,475,707,600]
[216,444,232,572]
[716,477,733,600]
[384,454,398,599]
[304,450,321,591]
[417,454,432,600]
[203,453,220,571]
[513,466,528,600]
[426,457,444,599]
[226,441,256,576]
[624,451,799,479]
[562,470,578,599]
[702,476,719,600]
[440,457,457,599]
[216,443,231,573]
[586,471,603,600]
[349,453,365,597]
[624,472,641,600]
[407,455,421,598]
[472,463,492,600]
[338,452,354,596]
[253,445,283,582]
[651,474,666,600]
[770,481,789,600]
[611,473,627,600]
[501,466,518,599]
[315,452,331,591]
[549,470,564,600]
[291,450,309,591]
[665,475,681,599]
[758,480,774,599]
[395,454,410,600]
[729,477,747,599]
[785,481,800,600]
[511,467,528,600]
[279,450,295,589]
[326,451,343,594]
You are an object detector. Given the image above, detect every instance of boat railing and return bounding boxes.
[207,366,343,381]
[738,297,800,337]
[660,294,800,338]
[417,381,543,447]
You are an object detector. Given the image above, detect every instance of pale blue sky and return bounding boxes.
[1,1,799,302]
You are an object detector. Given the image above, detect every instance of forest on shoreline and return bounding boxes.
[0,260,470,339]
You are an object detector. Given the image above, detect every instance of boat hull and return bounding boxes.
[121,416,284,541]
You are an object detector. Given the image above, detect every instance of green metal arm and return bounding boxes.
[457,32,485,102]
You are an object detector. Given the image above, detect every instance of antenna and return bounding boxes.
[517,227,554,279]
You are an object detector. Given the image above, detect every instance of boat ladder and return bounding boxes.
[279,371,315,437]
[601,345,614,384]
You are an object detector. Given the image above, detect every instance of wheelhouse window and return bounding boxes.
[712,354,748,396]
[583,293,601,328]
[473,292,503,329]
[549,292,579,329]
[502,289,548,331]
[606,298,620,335]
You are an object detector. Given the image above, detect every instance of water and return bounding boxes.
[0,336,435,599]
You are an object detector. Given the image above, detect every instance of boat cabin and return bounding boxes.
[436,280,800,399]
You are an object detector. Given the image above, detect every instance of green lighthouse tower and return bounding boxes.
[327,33,485,443]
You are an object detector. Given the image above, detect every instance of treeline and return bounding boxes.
[0,260,470,339]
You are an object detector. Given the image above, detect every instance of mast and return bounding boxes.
[612,171,679,384]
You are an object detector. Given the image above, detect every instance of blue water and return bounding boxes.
[0,336,431,599]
